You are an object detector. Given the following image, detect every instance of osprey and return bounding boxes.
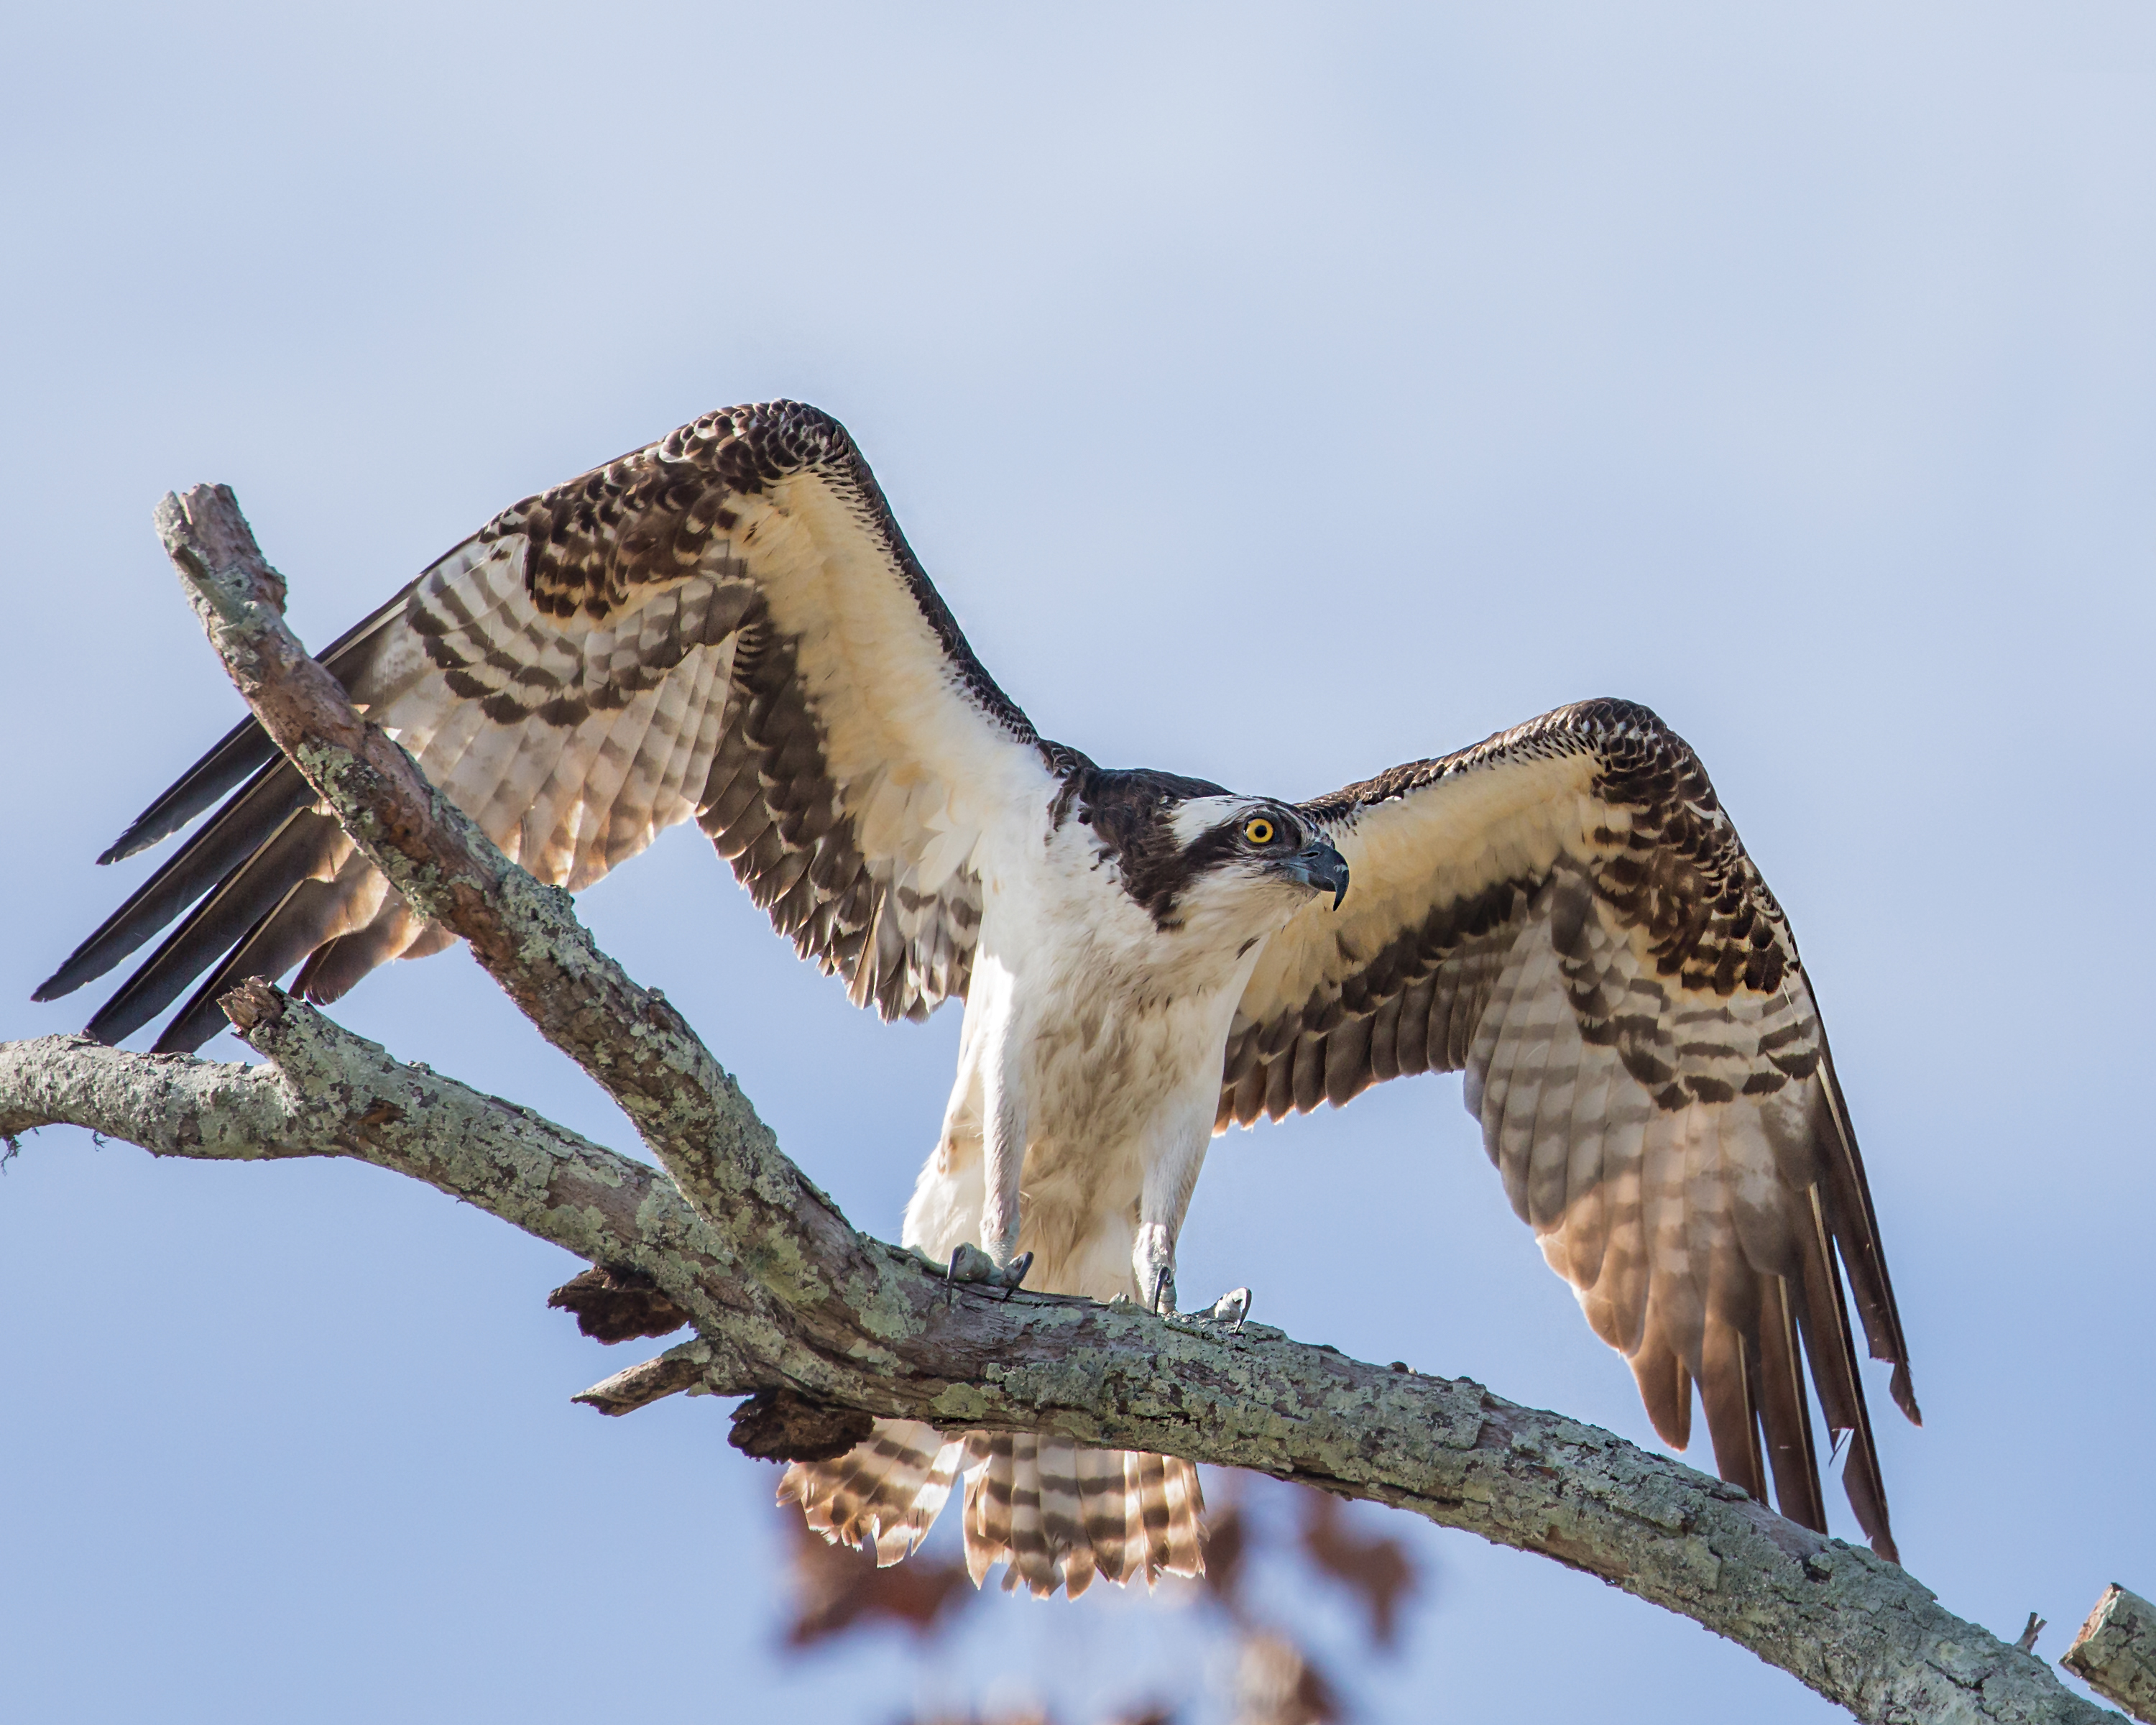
[40,400,1918,1593]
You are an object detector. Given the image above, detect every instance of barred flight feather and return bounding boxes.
[1222,701,1918,1560]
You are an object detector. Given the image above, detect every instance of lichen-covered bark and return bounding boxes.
[0,484,2128,1725]
[0,998,2117,1725]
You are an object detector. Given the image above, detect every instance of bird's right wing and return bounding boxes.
[1222,700,1917,1558]
[40,401,1061,1049]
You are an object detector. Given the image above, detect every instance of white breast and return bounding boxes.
[903,817,1274,1300]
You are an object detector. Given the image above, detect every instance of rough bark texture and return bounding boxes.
[2065,1588,2156,1721]
[0,484,2134,1725]
[547,1266,693,1345]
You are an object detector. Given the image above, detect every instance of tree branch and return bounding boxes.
[573,1340,717,1417]
[2065,1588,2156,1722]
[1,483,2131,1725]
[0,1013,2119,1723]
[0,988,766,1393]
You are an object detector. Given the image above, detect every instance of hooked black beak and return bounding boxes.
[1282,837,1350,910]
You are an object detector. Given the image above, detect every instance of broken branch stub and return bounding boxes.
[2063,1586,2156,1723]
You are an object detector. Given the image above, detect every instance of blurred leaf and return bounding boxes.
[1296,1491,1418,1650]
[779,1512,971,1649]
[1199,1497,1249,1614]
[1233,1632,1337,1725]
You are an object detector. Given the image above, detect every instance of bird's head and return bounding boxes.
[1163,797,1350,916]
[1074,768,1350,939]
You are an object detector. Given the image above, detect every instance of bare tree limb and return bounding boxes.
[1,484,2133,1725]
[0,1013,2122,1724]
[573,1340,717,1417]
[0,989,766,1392]
[2065,1588,2156,1722]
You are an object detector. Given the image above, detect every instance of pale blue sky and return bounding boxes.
[2,6,2150,1721]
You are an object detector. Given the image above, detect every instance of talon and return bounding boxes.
[948,1242,996,1285]
[996,1251,1033,1300]
[1149,1265,1177,1316]
[1208,1287,1252,1332]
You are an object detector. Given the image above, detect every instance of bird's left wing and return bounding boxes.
[1220,699,1917,1558]
[40,402,1059,1049]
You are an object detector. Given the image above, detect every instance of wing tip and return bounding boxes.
[32,949,115,1003]
[96,831,151,868]
[81,997,152,1049]
[96,758,264,868]
[1843,1439,1901,1565]
[1889,1363,1922,1427]
[35,924,140,1002]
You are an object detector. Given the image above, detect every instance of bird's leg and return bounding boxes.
[916,1002,1031,1300]
[978,1026,1028,1274]
[1135,1130,1210,1318]
[1140,1241,1178,1317]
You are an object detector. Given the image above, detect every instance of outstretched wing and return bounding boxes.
[1220,699,1917,1558]
[40,401,1059,1049]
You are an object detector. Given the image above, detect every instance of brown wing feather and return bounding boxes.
[47,402,1059,1049]
[1220,699,1916,1558]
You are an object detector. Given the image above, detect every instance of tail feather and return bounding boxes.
[778,1418,963,1567]
[1002,1435,1057,1596]
[786,1418,1204,1600]
[964,1434,1013,1588]
[1035,1438,1093,1598]
[1075,1443,1135,1585]
[1155,1453,1206,1578]
[1133,1450,1174,1576]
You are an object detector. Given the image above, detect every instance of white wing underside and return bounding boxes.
[338,485,1055,1012]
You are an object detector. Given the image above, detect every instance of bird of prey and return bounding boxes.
[40,400,1918,1595]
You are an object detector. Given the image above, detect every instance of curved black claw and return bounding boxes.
[946,1243,1034,1300]
[1206,1287,1252,1332]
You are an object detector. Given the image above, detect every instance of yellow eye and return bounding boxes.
[1243,817,1275,845]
